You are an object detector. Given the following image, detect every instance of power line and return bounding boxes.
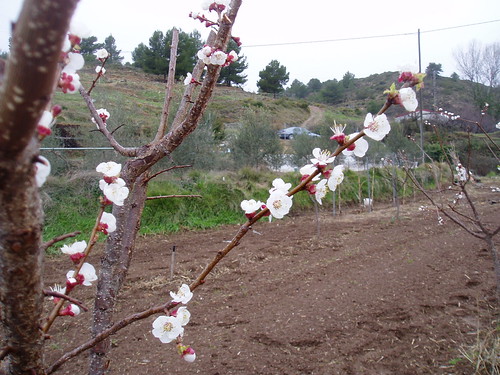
[242,19,500,48]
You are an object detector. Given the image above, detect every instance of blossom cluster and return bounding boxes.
[197,45,238,66]
[152,284,196,362]
[239,75,409,220]
[91,108,111,128]
[96,161,129,206]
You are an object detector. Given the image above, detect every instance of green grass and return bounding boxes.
[41,165,443,251]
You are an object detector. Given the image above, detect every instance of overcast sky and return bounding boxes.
[1,0,499,92]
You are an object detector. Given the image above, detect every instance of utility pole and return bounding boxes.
[417,29,424,164]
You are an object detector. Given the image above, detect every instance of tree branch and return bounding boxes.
[146,195,202,200]
[154,28,179,142]
[41,231,81,252]
[46,300,178,374]
[79,86,138,157]
[144,165,192,183]
[43,290,88,312]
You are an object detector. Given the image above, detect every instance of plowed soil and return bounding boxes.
[44,183,499,374]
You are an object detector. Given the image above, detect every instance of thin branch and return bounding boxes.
[42,205,106,333]
[146,195,202,200]
[41,231,81,252]
[79,86,138,157]
[110,124,126,136]
[46,301,178,374]
[43,290,88,312]
[404,168,485,239]
[87,56,109,95]
[154,28,179,142]
[144,164,192,183]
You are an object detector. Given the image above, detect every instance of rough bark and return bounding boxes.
[0,1,79,373]
[89,172,148,373]
[88,2,242,373]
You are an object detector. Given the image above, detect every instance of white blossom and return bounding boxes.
[399,87,418,112]
[60,240,87,255]
[266,190,293,219]
[96,161,121,177]
[170,284,193,304]
[95,66,106,75]
[174,306,191,326]
[315,179,328,205]
[102,179,129,206]
[210,50,227,65]
[95,48,109,60]
[100,212,117,233]
[299,164,320,181]
[327,165,344,191]
[363,113,391,141]
[342,133,368,157]
[269,178,292,194]
[35,156,51,187]
[67,262,97,286]
[240,199,263,214]
[184,73,193,85]
[152,316,183,343]
[310,148,335,167]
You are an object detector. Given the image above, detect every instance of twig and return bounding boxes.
[110,124,126,136]
[46,300,178,374]
[87,56,108,95]
[144,165,192,183]
[146,195,202,200]
[42,204,106,333]
[43,290,88,312]
[154,28,179,142]
[79,86,138,157]
[41,231,81,252]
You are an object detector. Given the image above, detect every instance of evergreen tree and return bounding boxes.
[307,78,322,92]
[425,62,443,77]
[257,60,289,96]
[341,71,355,88]
[104,35,123,65]
[319,79,345,104]
[217,39,248,86]
[132,29,202,80]
[79,36,104,63]
[286,79,308,98]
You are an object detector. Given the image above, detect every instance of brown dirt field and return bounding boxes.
[43,184,499,374]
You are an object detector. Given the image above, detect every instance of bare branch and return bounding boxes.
[42,290,88,312]
[0,0,78,157]
[87,56,109,95]
[146,195,202,200]
[79,86,138,157]
[46,301,178,374]
[41,231,81,252]
[145,164,192,183]
[110,124,126,136]
[154,28,179,142]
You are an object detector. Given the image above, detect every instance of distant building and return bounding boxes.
[394,110,449,124]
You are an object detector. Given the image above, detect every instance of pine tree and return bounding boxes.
[104,35,123,65]
[79,36,104,63]
[257,60,289,97]
[132,29,202,81]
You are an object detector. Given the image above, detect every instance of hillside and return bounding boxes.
[46,65,499,175]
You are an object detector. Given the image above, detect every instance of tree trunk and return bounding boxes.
[0,1,79,373]
[0,141,45,375]
[90,171,148,374]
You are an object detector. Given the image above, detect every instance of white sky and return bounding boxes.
[1,0,499,92]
